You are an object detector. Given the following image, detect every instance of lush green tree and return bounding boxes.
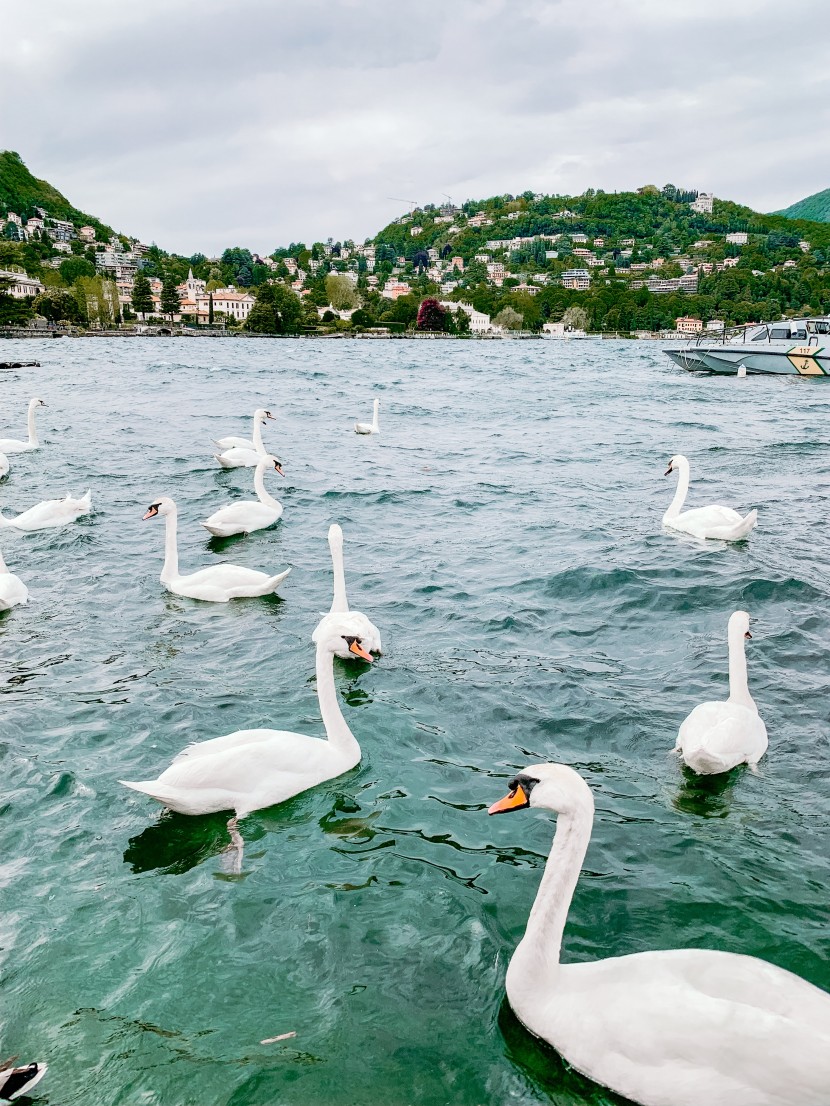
[563,305,589,331]
[245,282,303,334]
[32,289,87,325]
[58,256,96,284]
[350,307,375,328]
[75,275,120,328]
[493,306,523,330]
[160,272,180,319]
[326,272,361,310]
[131,271,153,318]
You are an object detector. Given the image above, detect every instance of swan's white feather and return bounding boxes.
[677,701,768,773]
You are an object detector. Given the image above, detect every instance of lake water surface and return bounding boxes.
[1,336,828,1105]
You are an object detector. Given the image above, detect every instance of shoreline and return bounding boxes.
[0,327,681,342]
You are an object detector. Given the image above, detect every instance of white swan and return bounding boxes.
[144,496,290,602]
[0,452,8,479]
[355,398,379,435]
[489,762,830,1106]
[663,454,757,540]
[0,490,91,532]
[0,397,46,453]
[120,625,374,868]
[312,524,381,657]
[214,407,274,468]
[0,547,28,610]
[201,455,284,537]
[214,406,276,451]
[675,610,767,774]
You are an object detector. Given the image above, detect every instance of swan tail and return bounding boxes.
[682,747,734,775]
[120,778,184,806]
[80,489,92,506]
[264,568,291,591]
[726,509,757,540]
[214,454,233,469]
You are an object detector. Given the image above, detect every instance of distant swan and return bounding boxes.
[0,489,91,532]
[202,454,284,537]
[489,762,830,1106]
[144,496,290,601]
[0,397,46,453]
[312,524,382,657]
[121,626,374,869]
[355,398,379,435]
[663,454,757,540]
[675,610,768,774]
[0,452,8,479]
[0,546,28,610]
[214,407,275,468]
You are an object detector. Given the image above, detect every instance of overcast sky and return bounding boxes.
[2,0,827,256]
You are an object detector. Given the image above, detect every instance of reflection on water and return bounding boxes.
[673,764,741,818]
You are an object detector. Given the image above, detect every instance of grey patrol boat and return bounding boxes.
[664,317,830,376]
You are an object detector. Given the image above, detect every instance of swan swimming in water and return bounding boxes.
[0,490,91,532]
[201,454,284,537]
[214,407,276,452]
[312,523,381,657]
[120,626,373,869]
[663,454,757,540]
[489,762,830,1106]
[144,496,290,601]
[675,610,767,774]
[0,547,28,610]
[355,398,379,435]
[214,408,275,468]
[0,398,46,453]
[0,452,9,479]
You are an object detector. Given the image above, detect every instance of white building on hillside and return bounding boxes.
[690,193,714,214]
[0,268,45,298]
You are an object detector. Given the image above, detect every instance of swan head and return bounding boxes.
[143,496,176,520]
[254,408,276,424]
[488,763,593,818]
[729,609,752,640]
[664,454,687,477]
[316,625,373,661]
[30,397,46,410]
[258,454,284,476]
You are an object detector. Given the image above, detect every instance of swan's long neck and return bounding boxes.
[160,509,180,582]
[329,528,349,614]
[664,457,690,519]
[253,462,280,509]
[371,399,379,431]
[252,417,266,454]
[27,403,39,448]
[727,625,755,710]
[316,643,360,760]
[511,799,594,984]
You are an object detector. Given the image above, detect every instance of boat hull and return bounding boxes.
[665,344,830,376]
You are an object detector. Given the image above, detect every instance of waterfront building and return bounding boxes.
[676,316,703,333]
[0,268,45,298]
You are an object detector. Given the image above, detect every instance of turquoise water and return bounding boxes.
[1,336,828,1106]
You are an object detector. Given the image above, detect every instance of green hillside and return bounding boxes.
[0,150,114,238]
[776,187,830,223]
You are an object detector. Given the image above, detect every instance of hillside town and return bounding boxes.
[0,176,826,337]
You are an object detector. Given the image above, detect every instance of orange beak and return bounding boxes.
[275,463,284,476]
[488,784,529,815]
[349,640,373,662]
[143,507,157,520]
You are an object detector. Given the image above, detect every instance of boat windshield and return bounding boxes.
[807,320,830,335]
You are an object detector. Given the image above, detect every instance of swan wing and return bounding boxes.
[668,505,757,540]
[171,564,290,600]
[677,701,767,772]
[312,610,382,654]
[214,447,262,468]
[201,501,280,534]
[122,731,349,815]
[6,495,90,530]
[214,436,256,451]
[0,438,28,454]
[529,951,830,1106]
[0,573,28,609]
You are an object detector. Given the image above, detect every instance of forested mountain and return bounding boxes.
[0,150,114,239]
[776,187,830,223]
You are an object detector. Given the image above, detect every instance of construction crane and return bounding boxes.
[387,196,419,213]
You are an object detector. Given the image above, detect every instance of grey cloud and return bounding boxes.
[1,0,826,254]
